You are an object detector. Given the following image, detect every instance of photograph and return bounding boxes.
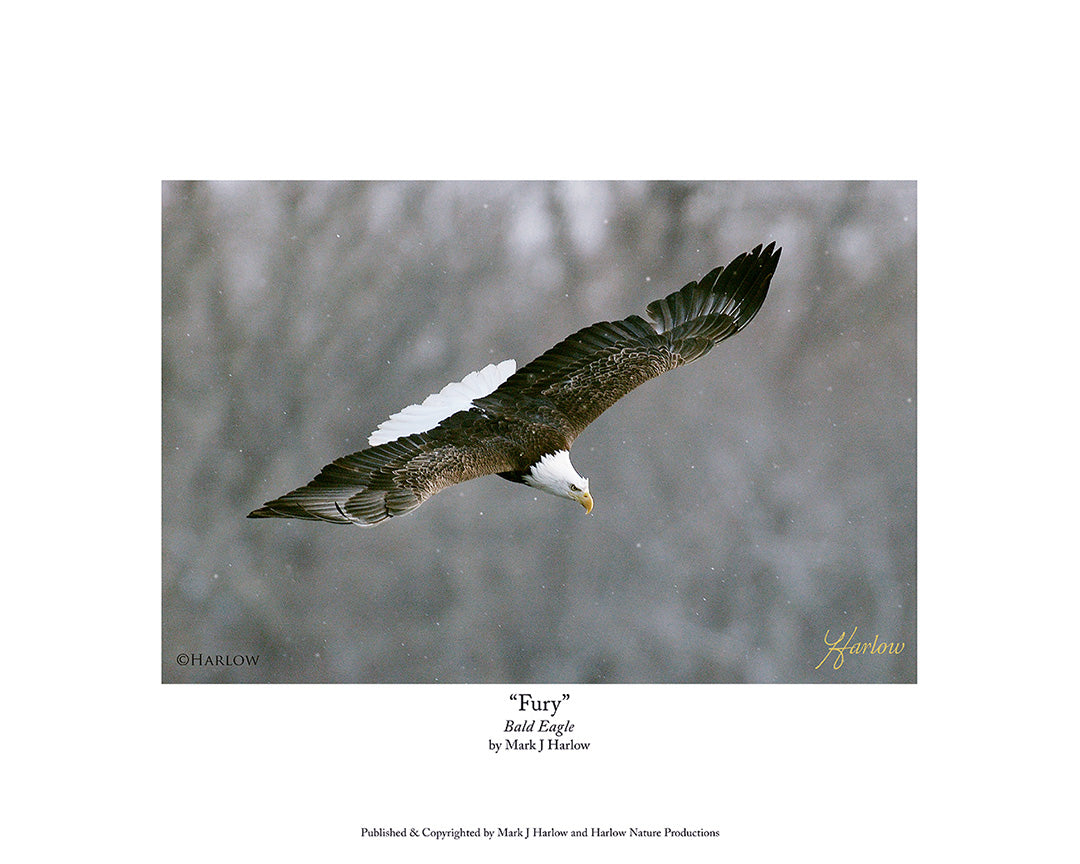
[162,180,916,684]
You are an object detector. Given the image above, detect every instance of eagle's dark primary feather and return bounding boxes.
[249,242,780,525]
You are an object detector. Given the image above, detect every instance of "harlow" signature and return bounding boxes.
[815,626,906,670]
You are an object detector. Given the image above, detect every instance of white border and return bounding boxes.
[9,3,1074,861]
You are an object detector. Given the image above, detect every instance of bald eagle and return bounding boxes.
[249,242,780,525]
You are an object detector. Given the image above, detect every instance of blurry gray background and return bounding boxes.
[162,181,915,683]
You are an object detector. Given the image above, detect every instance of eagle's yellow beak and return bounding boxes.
[577,489,594,514]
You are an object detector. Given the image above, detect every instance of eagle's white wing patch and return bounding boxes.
[368,359,516,445]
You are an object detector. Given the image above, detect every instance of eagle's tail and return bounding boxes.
[645,242,780,354]
[248,436,427,525]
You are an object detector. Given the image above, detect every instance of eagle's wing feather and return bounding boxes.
[249,416,518,525]
[478,242,780,441]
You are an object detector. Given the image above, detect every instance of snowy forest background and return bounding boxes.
[162,180,916,683]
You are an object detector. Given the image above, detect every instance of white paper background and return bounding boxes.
[8,2,1074,861]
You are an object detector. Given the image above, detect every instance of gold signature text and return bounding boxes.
[816,626,906,670]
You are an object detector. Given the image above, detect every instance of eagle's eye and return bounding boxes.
[569,483,581,493]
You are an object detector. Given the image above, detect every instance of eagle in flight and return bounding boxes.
[249,242,781,525]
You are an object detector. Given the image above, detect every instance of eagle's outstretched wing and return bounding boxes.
[475,242,780,442]
[248,410,520,525]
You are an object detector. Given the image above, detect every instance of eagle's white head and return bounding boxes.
[525,450,593,513]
